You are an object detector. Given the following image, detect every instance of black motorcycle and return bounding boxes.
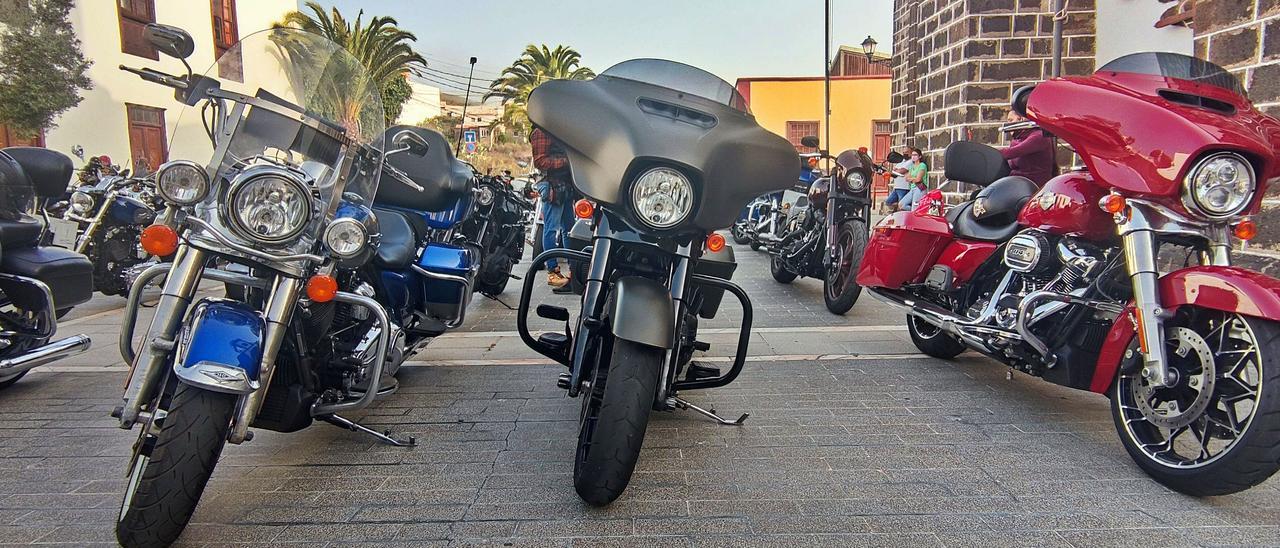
[462,170,533,296]
[0,147,94,389]
[62,173,160,296]
[516,59,796,505]
[767,139,898,315]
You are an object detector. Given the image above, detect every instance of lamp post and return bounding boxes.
[861,35,891,66]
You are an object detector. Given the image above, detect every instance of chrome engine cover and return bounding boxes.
[1003,230,1053,273]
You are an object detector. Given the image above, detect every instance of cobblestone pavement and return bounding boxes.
[2,242,1278,546]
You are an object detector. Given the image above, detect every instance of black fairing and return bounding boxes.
[3,147,72,198]
[374,126,473,212]
[947,176,1038,242]
[527,72,796,231]
[835,148,875,199]
[944,141,1010,187]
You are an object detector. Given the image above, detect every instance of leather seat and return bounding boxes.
[372,208,420,269]
[0,218,41,248]
[947,175,1038,242]
[0,245,93,310]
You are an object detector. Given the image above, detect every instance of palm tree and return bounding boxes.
[484,45,594,135]
[276,2,426,125]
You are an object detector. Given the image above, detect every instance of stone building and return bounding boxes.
[1193,1,1280,117]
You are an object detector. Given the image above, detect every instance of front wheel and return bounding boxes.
[769,254,797,284]
[117,383,237,548]
[573,338,663,506]
[1111,309,1280,496]
[823,220,867,315]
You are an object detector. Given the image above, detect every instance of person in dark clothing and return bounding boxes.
[1000,110,1056,186]
[530,127,573,289]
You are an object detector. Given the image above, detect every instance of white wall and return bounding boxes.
[397,80,443,126]
[1095,0,1193,66]
[43,1,295,170]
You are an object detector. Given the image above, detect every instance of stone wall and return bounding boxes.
[890,0,1096,174]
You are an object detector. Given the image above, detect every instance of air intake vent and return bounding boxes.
[637,98,717,129]
[1159,90,1236,115]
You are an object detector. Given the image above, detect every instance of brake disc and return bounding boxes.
[1131,326,1216,430]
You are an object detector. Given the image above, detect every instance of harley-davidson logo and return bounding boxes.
[973,199,987,218]
[1036,191,1075,211]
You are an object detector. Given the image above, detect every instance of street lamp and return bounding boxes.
[861,35,890,65]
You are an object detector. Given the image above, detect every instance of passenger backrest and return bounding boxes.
[943,141,1010,187]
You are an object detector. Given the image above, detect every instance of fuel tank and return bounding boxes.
[1016,171,1115,243]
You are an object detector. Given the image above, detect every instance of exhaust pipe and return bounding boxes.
[0,334,92,375]
[866,287,1018,348]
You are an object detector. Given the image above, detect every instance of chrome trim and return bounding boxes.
[74,190,113,254]
[174,361,259,394]
[411,264,474,329]
[1120,199,1216,240]
[186,217,325,263]
[222,167,314,245]
[228,275,301,444]
[322,217,367,259]
[1180,151,1256,221]
[154,160,211,206]
[118,263,171,365]
[1122,228,1173,387]
[0,273,57,340]
[310,291,391,416]
[0,334,91,375]
[1016,290,1124,361]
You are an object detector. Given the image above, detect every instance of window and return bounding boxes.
[117,0,157,60]
[211,0,242,81]
[786,121,819,152]
[126,104,167,176]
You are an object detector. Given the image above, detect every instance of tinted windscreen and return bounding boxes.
[1099,52,1244,95]
[601,59,749,113]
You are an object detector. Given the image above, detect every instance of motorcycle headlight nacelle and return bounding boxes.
[631,166,693,230]
[227,173,312,245]
[844,171,868,193]
[323,217,368,259]
[1182,152,1255,220]
[69,191,94,214]
[477,185,495,206]
[155,160,210,206]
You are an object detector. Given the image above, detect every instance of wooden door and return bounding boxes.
[126,104,166,175]
[0,125,44,148]
[871,120,892,163]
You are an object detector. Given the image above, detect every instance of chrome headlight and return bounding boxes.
[155,160,210,205]
[69,191,94,215]
[477,185,495,206]
[323,217,368,259]
[845,171,868,193]
[1183,152,1255,220]
[227,173,312,244]
[631,167,693,229]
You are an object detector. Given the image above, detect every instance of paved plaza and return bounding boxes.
[0,245,1277,547]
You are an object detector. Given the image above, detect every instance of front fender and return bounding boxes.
[173,298,264,394]
[609,276,674,349]
[1089,266,1280,393]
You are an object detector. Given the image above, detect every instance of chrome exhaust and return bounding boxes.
[0,334,92,375]
[866,287,1019,349]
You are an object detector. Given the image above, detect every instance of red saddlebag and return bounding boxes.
[856,211,954,289]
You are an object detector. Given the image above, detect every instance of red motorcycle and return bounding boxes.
[856,52,1280,495]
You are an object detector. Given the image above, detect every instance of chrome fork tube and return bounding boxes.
[228,275,302,444]
[1122,229,1172,387]
[74,192,113,254]
[1207,224,1233,266]
[118,244,207,427]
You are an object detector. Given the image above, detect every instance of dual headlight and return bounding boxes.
[226,172,313,245]
[631,166,694,229]
[155,160,211,206]
[323,217,368,259]
[1182,152,1255,220]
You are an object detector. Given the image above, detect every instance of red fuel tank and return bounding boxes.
[1016,171,1116,243]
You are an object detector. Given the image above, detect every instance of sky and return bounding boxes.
[321,0,894,99]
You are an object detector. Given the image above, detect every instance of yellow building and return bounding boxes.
[21,1,295,173]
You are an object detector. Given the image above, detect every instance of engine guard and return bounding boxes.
[172,298,264,395]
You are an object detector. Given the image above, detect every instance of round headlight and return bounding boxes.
[156,160,210,205]
[228,174,312,244]
[1183,152,1255,220]
[69,191,94,214]
[845,172,867,193]
[477,185,495,206]
[323,217,368,259]
[631,167,693,229]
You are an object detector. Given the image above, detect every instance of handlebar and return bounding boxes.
[119,65,188,90]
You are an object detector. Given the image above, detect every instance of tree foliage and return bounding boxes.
[0,0,91,137]
[484,45,594,135]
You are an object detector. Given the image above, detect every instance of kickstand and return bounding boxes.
[318,414,417,447]
[671,397,749,425]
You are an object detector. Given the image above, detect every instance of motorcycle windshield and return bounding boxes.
[1098,52,1244,95]
[168,27,384,262]
[601,59,750,113]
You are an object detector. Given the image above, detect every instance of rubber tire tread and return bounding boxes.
[1110,315,1280,496]
[573,339,663,506]
[116,384,237,548]
[770,255,797,284]
[823,220,867,315]
[907,315,966,359]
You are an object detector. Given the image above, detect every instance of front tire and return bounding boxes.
[823,220,867,315]
[117,383,237,548]
[573,338,663,506]
[907,315,966,359]
[769,254,797,284]
[731,223,749,245]
[1111,309,1280,496]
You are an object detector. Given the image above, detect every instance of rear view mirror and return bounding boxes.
[145,24,195,60]
[800,135,821,149]
[392,130,430,157]
[1011,85,1035,118]
[885,151,905,164]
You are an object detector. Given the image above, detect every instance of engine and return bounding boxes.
[974,229,1105,329]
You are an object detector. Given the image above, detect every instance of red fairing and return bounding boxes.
[934,240,998,285]
[1089,266,1280,393]
[1028,72,1280,213]
[1016,171,1115,243]
[856,211,953,289]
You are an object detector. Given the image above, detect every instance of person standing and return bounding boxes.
[899,148,929,210]
[1000,110,1056,186]
[531,126,571,289]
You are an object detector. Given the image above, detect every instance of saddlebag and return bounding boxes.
[418,243,473,322]
[0,246,93,311]
[855,212,954,289]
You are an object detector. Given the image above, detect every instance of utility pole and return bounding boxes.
[455,56,478,156]
[1050,0,1064,77]
[823,0,831,163]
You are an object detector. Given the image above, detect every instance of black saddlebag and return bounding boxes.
[0,246,93,311]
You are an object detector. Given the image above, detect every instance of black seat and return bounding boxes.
[373,208,420,269]
[948,175,1038,242]
[0,246,93,310]
[3,147,73,198]
[0,218,41,248]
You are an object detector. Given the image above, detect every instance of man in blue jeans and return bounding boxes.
[531,127,571,289]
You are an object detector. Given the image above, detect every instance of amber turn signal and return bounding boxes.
[140,225,178,257]
[574,199,594,220]
[807,157,820,168]
[306,274,338,303]
[706,233,726,253]
[1234,219,1258,241]
[1101,193,1127,214]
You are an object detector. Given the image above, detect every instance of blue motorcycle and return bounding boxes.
[731,152,820,249]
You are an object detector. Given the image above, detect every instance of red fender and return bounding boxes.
[1089,266,1280,393]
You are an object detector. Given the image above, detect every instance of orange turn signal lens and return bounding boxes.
[139,224,178,256]
[807,157,820,168]
[306,274,338,303]
[1234,219,1258,241]
[706,233,726,253]
[574,199,594,220]
[1101,193,1127,214]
